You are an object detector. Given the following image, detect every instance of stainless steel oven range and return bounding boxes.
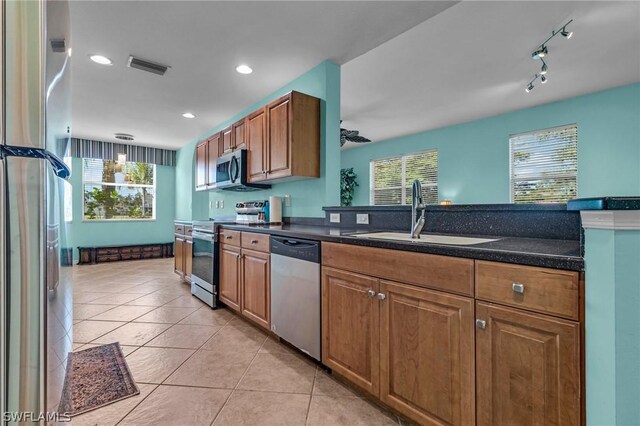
[190,221,219,308]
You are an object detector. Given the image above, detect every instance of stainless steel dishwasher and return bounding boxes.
[270,236,321,360]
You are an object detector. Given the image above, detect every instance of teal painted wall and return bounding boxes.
[342,83,640,205]
[174,60,341,220]
[584,228,640,425]
[67,157,176,259]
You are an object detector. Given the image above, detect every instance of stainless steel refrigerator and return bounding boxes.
[1,0,72,420]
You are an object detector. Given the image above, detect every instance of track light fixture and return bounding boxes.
[525,19,572,93]
[540,60,548,75]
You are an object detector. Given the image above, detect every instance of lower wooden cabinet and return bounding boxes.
[219,231,271,331]
[184,239,193,278]
[322,267,475,425]
[219,243,241,311]
[475,302,581,426]
[380,280,475,425]
[174,236,184,275]
[322,267,380,396]
[241,249,271,330]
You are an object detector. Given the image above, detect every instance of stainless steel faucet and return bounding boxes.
[411,180,426,239]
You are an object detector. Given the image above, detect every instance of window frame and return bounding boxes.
[81,159,157,222]
[509,123,578,204]
[369,149,438,206]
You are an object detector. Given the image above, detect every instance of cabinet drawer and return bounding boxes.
[322,242,474,296]
[220,229,241,247]
[475,260,580,320]
[185,225,193,237]
[174,224,185,235]
[241,232,270,252]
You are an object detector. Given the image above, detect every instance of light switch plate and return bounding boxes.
[330,213,341,223]
[356,214,369,225]
[284,195,291,207]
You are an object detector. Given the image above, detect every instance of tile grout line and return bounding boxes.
[304,366,319,425]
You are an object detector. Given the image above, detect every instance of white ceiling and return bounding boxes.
[341,1,640,148]
[69,1,457,149]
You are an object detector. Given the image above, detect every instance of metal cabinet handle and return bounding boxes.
[225,235,232,240]
[476,319,487,329]
[367,289,376,298]
[377,293,386,301]
[512,283,525,294]
[251,240,259,244]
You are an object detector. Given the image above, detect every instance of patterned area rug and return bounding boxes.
[58,343,139,416]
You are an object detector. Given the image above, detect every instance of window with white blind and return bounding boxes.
[510,124,578,203]
[370,150,438,205]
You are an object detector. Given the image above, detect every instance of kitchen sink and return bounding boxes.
[350,232,498,245]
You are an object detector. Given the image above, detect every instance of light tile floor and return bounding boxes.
[70,258,404,425]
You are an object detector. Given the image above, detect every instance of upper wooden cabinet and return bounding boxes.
[195,142,207,190]
[221,126,233,155]
[476,302,581,426]
[232,119,246,151]
[248,91,320,183]
[207,133,221,187]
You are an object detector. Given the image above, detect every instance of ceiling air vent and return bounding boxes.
[50,38,66,53]
[127,55,169,76]
[114,133,134,141]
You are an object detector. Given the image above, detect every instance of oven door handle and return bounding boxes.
[191,231,216,242]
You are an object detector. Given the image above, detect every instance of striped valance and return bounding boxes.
[70,138,176,167]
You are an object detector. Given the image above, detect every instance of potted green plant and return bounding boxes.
[340,168,359,207]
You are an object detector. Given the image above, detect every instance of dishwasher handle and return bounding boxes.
[271,236,320,263]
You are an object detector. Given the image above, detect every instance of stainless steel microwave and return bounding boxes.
[214,149,271,192]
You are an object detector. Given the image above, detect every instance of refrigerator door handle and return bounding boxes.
[0,145,71,179]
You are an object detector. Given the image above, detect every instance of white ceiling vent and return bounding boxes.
[127,55,169,76]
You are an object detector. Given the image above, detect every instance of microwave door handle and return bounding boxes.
[230,155,239,183]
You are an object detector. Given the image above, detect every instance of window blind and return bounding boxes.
[370,150,438,205]
[510,124,578,203]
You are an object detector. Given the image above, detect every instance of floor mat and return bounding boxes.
[58,342,139,416]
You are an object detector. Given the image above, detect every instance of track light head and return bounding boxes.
[532,45,548,60]
[561,28,573,39]
[525,83,534,93]
[541,75,547,84]
[540,62,548,75]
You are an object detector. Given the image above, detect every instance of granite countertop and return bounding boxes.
[219,223,584,271]
[567,196,640,210]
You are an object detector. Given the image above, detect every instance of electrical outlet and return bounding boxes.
[220,200,224,209]
[356,214,369,225]
[330,213,341,223]
[209,201,213,209]
[214,201,219,209]
[284,195,291,207]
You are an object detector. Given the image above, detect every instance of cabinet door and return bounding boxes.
[246,108,267,182]
[195,143,207,190]
[241,249,270,330]
[379,280,475,425]
[232,119,246,151]
[266,94,291,178]
[184,240,193,281]
[207,133,221,186]
[476,302,581,426]
[322,267,380,396]
[219,243,241,312]
[222,126,233,154]
[174,237,185,276]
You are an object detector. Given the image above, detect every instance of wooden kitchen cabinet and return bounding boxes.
[206,133,221,187]
[232,119,246,151]
[219,243,242,312]
[174,237,184,275]
[174,224,192,283]
[184,239,193,278]
[246,91,320,183]
[246,108,267,182]
[322,267,380,396]
[241,248,270,330]
[475,301,581,426]
[195,142,207,190]
[221,126,233,154]
[379,280,475,425]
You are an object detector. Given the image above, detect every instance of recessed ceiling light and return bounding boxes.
[236,64,253,74]
[182,112,196,119]
[90,54,113,65]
